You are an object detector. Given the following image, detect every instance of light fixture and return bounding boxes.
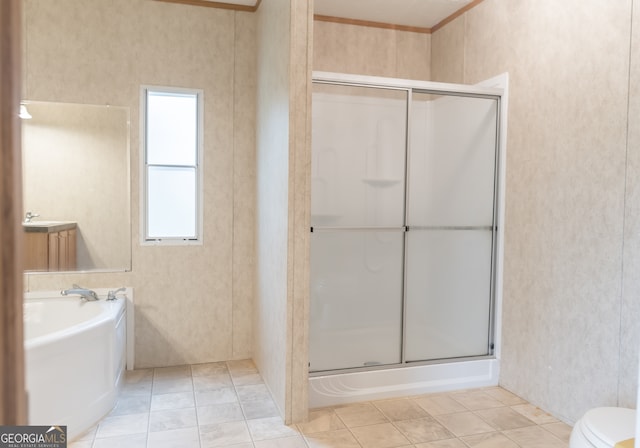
[19,103,32,120]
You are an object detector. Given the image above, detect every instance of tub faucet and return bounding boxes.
[107,287,126,301]
[61,284,99,301]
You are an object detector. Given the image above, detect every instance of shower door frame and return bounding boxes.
[310,71,508,377]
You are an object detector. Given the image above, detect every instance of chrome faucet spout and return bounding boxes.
[107,287,126,301]
[61,284,99,301]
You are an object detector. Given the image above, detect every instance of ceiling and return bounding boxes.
[202,0,476,30]
[314,0,475,29]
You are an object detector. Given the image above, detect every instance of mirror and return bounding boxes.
[22,101,131,273]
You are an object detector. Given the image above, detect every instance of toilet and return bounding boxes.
[570,407,636,448]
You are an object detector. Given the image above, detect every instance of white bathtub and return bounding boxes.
[24,288,130,441]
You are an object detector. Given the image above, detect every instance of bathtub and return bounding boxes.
[24,288,131,441]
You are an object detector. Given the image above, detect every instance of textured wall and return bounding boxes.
[287,0,312,424]
[254,0,312,425]
[621,0,640,411]
[432,0,636,423]
[314,21,431,80]
[23,0,256,368]
[254,0,292,421]
[233,11,258,361]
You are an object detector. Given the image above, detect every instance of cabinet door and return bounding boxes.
[24,232,48,271]
[58,230,69,271]
[67,228,77,270]
[48,232,59,271]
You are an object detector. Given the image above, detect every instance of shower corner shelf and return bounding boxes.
[362,178,402,188]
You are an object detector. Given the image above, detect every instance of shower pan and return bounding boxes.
[309,72,508,407]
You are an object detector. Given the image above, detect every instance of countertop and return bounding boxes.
[23,221,77,233]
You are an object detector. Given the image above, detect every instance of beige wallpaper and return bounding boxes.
[254,0,312,425]
[254,0,292,421]
[432,0,636,424]
[431,17,464,84]
[314,20,431,80]
[287,0,313,425]
[23,0,256,368]
[620,0,640,410]
[233,11,257,361]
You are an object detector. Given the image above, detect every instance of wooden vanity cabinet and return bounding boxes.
[24,223,77,271]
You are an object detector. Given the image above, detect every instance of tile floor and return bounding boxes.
[70,360,572,448]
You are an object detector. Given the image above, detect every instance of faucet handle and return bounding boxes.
[24,211,40,223]
[107,287,127,301]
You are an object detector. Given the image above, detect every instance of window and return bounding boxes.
[142,87,203,243]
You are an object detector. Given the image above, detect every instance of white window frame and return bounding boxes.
[140,85,204,246]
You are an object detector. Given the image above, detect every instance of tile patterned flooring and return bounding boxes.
[70,360,572,448]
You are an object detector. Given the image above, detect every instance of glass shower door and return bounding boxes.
[404,92,499,362]
[309,83,407,372]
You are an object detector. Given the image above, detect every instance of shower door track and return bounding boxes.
[308,354,497,377]
[313,71,502,98]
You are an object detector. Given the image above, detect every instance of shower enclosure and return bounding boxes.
[309,72,507,405]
